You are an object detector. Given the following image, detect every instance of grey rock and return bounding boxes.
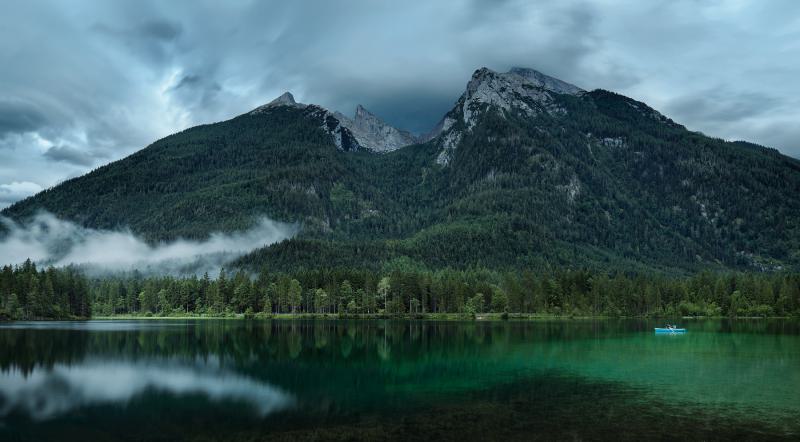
[336,105,419,153]
[250,93,415,152]
[252,67,586,158]
[507,67,584,95]
[249,91,307,114]
[430,66,584,166]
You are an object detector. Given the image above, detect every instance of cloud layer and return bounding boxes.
[1,0,798,208]
[0,212,297,275]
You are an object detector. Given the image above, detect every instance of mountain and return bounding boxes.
[335,105,419,152]
[428,67,588,165]
[250,92,417,153]
[3,66,800,273]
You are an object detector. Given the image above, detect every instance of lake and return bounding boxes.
[1,319,798,441]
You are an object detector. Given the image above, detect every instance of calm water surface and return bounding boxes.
[0,319,798,441]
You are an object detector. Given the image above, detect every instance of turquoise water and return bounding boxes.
[0,319,798,440]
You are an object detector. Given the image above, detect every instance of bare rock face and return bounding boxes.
[268,91,299,107]
[506,67,585,95]
[429,67,584,166]
[336,105,419,153]
[250,66,586,158]
[250,92,306,114]
[251,92,418,153]
[460,67,584,128]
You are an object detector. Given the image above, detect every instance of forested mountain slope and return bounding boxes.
[4,67,799,273]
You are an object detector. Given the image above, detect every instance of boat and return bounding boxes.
[654,327,686,333]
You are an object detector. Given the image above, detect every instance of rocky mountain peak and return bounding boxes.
[464,67,583,97]
[430,66,585,166]
[456,66,585,128]
[248,93,418,153]
[465,67,496,92]
[250,67,586,157]
[339,104,418,153]
[269,91,298,106]
[249,91,307,114]
[354,104,371,121]
[507,67,584,95]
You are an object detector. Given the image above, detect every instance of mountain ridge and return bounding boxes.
[3,66,799,273]
[251,91,418,153]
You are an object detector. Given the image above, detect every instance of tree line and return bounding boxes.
[3,259,797,321]
[0,260,91,320]
[89,264,800,318]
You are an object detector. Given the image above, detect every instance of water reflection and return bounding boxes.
[0,360,293,420]
[0,319,798,439]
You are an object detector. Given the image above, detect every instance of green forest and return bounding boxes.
[83,265,800,319]
[3,260,799,320]
[0,260,90,320]
[2,258,799,321]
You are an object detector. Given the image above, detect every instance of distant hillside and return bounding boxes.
[4,67,800,273]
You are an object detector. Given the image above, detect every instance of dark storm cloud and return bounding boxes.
[167,74,223,117]
[0,0,798,209]
[91,18,183,66]
[0,100,49,137]
[667,88,783,124]
[230,0,605,133]
[43,145,97,167]
[139,19,183,42]
[93,19,182,43]
[170,75,203,91]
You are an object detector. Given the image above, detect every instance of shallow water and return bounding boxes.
[0,319,798,441]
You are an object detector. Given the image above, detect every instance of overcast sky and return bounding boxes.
[1,0,798,208]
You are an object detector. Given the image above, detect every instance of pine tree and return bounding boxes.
[288,279,302,313]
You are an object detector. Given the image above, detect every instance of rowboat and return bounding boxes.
[654,327,686,333]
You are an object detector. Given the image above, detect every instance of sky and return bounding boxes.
[1,0,799,208]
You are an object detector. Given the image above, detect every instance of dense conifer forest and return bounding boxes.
[3,259,798,320]
[0,261,90,320]
[85,266,800,319]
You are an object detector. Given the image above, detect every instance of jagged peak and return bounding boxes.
[269,91,297,106]
[250,91,306,114]
[428,66,585,164]
[507,67,584,95]
[354,104,379,123]
[339,104,418,153]
[466,67,498,92]
[472,66,495,77]
[466,66,584,96]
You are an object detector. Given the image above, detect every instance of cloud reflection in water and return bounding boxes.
[0,360,293,420]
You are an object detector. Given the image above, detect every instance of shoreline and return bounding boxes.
[87,313,797,321]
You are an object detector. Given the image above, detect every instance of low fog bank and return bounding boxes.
[0,212,297,276]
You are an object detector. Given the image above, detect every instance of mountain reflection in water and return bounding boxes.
[0,319,798,441]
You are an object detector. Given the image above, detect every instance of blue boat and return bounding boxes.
[654,327,686,333]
